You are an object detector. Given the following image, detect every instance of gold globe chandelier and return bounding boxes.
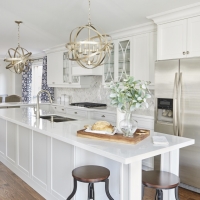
[66,0,113,69]
[4,21,32,74]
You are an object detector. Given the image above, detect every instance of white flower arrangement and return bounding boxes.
[108,76,151,112]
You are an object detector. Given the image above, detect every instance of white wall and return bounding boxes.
[0,59,21,96]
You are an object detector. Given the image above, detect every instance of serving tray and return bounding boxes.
[77,129,150,144]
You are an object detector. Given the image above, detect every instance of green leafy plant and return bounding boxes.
[108,76,151,111]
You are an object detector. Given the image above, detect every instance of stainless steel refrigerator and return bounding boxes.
[154,57,200,189]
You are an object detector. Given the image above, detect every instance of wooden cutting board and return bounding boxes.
[77,129,150,144]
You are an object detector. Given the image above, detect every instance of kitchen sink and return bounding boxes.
[40,115,77,122]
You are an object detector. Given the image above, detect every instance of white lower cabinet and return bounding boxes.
[91,111,116,125]
[0,118,6,155]
[52,105,66,113]
[18,126,31,175]
[7,122,17,164]
[66,108,88,118]
[32,131,50,189]
[51,139,73,199]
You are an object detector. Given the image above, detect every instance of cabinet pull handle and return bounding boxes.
[101,115,105,117]
[183,52,185,55]
[74,112,77,114]
[187,51,190,54]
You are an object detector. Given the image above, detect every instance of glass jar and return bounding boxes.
[119,111,138,137]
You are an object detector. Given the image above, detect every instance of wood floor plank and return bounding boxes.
[143,186,200,200]
[0,162,45,200]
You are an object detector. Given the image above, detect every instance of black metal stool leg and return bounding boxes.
[175,186,180,200]
[88,183,95,200]
[105,179,114,200]
[66,178,77,200]
[157,189,163,200]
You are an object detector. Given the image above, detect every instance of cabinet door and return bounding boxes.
[103,42,115,84]
[47,51,64,85]
[149,31,157,86]
[187,15,200,57]
[133,33,149,82]
[158,19,187,60]
[117,39,131,82]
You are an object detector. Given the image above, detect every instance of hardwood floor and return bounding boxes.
[0,161,200,200]
[143,186,200,200]
[0,162,44,200]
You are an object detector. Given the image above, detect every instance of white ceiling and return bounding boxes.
[0,0,200,58]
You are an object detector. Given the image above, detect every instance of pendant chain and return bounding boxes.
[18,23,20,47]
[88,0,91,25]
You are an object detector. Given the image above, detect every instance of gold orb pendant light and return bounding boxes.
[4,21,32,74]
[66,0,113,69]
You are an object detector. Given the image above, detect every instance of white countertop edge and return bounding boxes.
[124,138,195,164]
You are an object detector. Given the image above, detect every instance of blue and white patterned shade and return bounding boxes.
[41,56,54,102]
[22,62,32,102]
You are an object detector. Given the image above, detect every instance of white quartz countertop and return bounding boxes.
[0,107,194,164]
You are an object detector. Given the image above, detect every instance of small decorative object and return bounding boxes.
[4,21,32,74]
[65,0,113,69]
[108,76,151,137]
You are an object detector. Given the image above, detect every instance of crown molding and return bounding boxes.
[147,2,200,25]
[44,44,66,54]
[31,52,46,59]
[109,22,156,40]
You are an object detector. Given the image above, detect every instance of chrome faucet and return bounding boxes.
[36,90,53,119]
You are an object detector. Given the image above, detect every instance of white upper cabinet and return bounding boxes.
[47,51,64,85]
[133,33,149,82]
[187,15,200,57]
[148,3,200,60]
[157,19,187,60]
[132,32,157,87]
[46,48,93,88]
[102,38,132,84]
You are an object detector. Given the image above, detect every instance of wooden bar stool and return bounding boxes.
[142,170,180,200]
[67,165,114,200]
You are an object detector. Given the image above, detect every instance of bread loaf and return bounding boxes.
[91,121,114,133]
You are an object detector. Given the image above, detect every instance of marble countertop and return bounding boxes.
[0,107,194,164]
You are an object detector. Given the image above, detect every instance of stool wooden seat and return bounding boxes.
[142,171,180,200]
[67,165,114,200]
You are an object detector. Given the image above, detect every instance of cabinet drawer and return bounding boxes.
[66,109,88,118]
[92,112,116,124]
[52,105,66,113]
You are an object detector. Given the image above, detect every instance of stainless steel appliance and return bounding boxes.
[154,57,200,189]
[70,102,107,109]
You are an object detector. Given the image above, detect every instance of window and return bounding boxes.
[32,63,43,101]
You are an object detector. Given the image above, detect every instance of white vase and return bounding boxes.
[116,108,125,133]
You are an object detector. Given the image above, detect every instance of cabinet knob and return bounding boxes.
[101,115,105,117]
[187,51,190,54]
[52,82,55,84]
[54,107,57,109]
[74,112,77,114]
[183,52,186,55]
[62,109,64,111]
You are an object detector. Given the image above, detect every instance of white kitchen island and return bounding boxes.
[0,107,194,200]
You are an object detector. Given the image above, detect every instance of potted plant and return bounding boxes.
[108,76,151,137]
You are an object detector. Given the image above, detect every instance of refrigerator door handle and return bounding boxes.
[177,73,183,136]
[173,73,178,136]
